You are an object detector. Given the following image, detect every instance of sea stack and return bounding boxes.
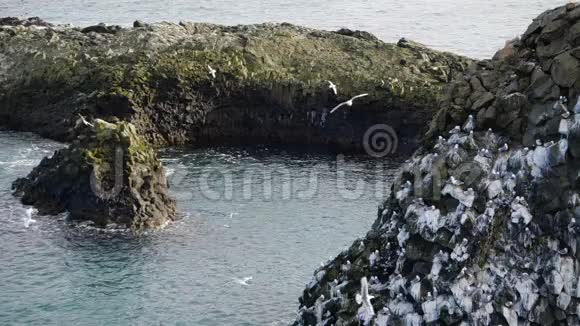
[12,120,176,230]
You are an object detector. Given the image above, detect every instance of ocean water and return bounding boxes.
[0,131,402,325]
[0,0,567,58]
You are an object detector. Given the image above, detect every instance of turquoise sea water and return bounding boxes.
[0,131,401,325]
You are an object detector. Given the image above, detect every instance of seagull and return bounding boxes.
[330,94,369,114]
[232,276,253,286]
[499,143,509,152]
[208,65,217,78]
[315,294,325,324]
[356,277,375,321]
[449,125,461,134]
[78,114,94,128]
[23,208,37,228]
[463,115,475,133]
[450,176,463,185]
[229,212,238,219]
[327,80,338,95]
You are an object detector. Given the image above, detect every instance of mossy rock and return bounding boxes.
[12,121,176,230]
[0,21,471,149]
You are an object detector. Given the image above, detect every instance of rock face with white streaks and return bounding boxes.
[295,3,580,325]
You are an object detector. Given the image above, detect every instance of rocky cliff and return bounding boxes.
[0,19,470,151]
[0,18,472,230]
[296,3,580,325]
[12,120,176,230]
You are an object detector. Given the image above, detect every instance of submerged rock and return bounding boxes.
[296,3,580,325]
[12,120,176,230]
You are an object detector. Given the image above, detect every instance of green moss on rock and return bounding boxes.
[12,120,176,230]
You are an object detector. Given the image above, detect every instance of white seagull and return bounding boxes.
[462,115,475,133]
[356,277,375,322]
[23,208,37,228]
[330,94,369,114]
[208,65,217,78]
[499,143,509,152]
[327,80,338,95]
[232,276,253,286]
[78,114,94,128]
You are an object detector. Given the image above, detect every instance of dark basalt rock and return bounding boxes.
[334,28,379,42]
[0,17,52,27]
[132,20,148,28]
[0,20,471,153]
[80,23,123,34]
[12,120,176,230]
[295,3,580,325]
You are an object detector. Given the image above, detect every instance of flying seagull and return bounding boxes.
[327,80,338,95]
[330,94,369,114]
[208,65,217,78]
[232,276,253,286]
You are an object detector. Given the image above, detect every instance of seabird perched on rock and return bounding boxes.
[457,267,469,279]
[446,144,467,168]
[499,143,509,153]
[369,250,379,266]
[409,275,422,301]
[328,279,339,299]
[341,260,352,273]
[463,115,476,133]
[429,250,448,280]
[327,80,338,95]
[356,277,375,323]
[315,294,325,324]
[207,65,217,78]
[77,114,94,128]
[396,181,413,202]
[450,176,463,185]
[510,197,533,225]
[449,125,461,135]
[330,94,369,114]
[435,136,447,149]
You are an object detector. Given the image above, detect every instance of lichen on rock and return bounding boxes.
[12,120,176,230]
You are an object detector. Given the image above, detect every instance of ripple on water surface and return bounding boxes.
[0,132,402,325]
